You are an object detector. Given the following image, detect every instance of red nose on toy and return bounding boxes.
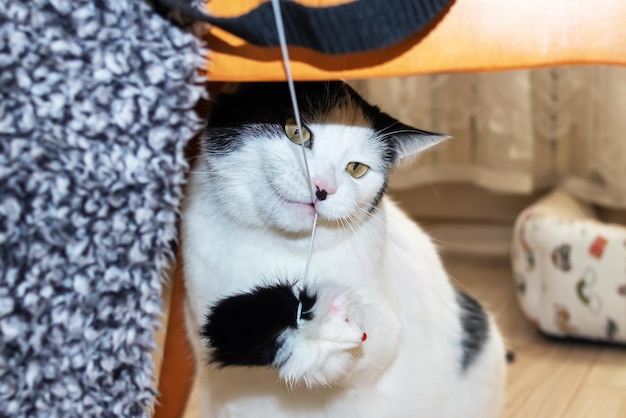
[361,333,367,342]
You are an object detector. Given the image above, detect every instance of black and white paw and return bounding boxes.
[201,281,366,386]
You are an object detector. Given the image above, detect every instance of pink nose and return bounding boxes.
[313,181,336,201]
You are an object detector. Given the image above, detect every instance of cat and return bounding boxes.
[181,81,506,418]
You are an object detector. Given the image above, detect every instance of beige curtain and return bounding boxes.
[350,66,626,208]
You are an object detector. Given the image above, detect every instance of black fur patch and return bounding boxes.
[205,82,351,155]
[201,282,317,367]
[206,82,413,156]
[456,290,489,371]
[370,176,389,211]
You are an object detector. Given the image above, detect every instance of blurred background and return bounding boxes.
[350,65,626,256]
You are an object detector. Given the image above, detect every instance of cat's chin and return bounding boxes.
[266,200,317,233]
[286,200,316,216]
[262,211,316,237]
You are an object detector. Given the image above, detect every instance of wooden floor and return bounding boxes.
[156,255,626,418]
[446,255,626,418]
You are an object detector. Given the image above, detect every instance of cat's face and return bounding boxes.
[201,81,445,233]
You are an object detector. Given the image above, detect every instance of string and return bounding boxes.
[270,0,318,324]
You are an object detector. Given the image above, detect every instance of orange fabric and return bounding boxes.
[211,0,354,17]
[153,256,195,418]
[203,0,626,81]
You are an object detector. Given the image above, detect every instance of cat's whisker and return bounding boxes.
[445,270,469,292]
[339,216,357,239]
[409,160,440,199]
[355,207,465,253]
[343,209,396,257]
[351,207,387,233]
[346,208,376,230]
[344,211,389,253]
[354,218,389,255]
[185,178,265,188]
[345,218,385,276]
[260,198,289,235]
[357,200,421,228]
[354,204,463,249]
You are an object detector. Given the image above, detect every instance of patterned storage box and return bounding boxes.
[511,190,626,344]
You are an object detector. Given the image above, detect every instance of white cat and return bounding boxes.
[181,81,506,418]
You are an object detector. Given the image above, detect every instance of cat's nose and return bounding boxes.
[313,179,337,201]
[315,188,328,201]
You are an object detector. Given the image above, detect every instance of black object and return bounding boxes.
[506,350,515,363]
[201,283,316,367]
[154,0,453,55]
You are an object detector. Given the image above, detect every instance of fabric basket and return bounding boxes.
[511,190,626,344]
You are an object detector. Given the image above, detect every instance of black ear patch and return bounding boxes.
[456,290,489,371]
[201,283,317,367]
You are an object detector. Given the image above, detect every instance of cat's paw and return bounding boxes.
[278,283,367,387]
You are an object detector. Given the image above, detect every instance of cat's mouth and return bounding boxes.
[279,196,320,221]
[285,199,316,215]
[282,198,351,224]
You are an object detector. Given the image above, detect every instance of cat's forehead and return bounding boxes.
[316,91,371,127]
[211,81,375,127]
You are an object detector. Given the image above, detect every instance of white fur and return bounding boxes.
[182,108,505,417]
[277,282,367,387]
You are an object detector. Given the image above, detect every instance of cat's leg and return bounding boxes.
[200,280,367,387]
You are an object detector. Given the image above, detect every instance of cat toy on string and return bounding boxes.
[269,0,319,326]
[200,0,367,379]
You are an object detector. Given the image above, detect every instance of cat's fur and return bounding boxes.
[182,81,506,417]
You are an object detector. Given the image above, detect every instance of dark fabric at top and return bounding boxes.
[156,0,452,55]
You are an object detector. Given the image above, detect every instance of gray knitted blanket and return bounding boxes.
[0,1,205,416]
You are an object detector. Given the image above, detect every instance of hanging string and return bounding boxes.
[270,0,318,324]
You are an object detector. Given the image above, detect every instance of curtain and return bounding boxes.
[350,66,626,208]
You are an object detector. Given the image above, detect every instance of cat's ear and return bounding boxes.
[375,112,450,165]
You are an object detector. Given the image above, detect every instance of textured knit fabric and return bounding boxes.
[0,1,205,416]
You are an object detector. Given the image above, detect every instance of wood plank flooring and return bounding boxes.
[447,255,626,418]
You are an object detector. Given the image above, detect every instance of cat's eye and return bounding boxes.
[284,118,311,144]
[346,162,369,178]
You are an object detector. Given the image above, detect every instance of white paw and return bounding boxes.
[278,283,366,387]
